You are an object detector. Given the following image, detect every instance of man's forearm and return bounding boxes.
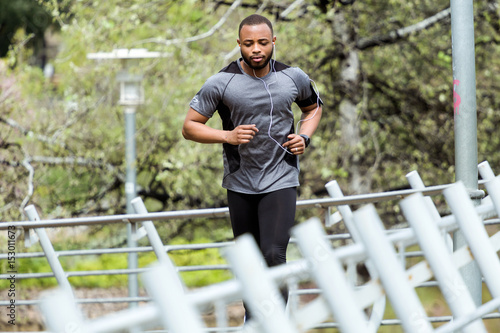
[298,106,322,137]
[182,121,228,144]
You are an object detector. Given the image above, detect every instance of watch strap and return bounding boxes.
[299,134,310,148]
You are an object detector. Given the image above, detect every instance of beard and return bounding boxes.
[241,49,274,70]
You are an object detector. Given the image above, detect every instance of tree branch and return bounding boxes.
[1,151,126,215]
[279,0,305,18]
[30,155,124,180]
[356,7,451,50]
[0,115,69,150]
[20,158,34,213]
[135,0,243,46]
[1,155,124,179]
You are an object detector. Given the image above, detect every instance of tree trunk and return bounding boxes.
[333,8,368,194]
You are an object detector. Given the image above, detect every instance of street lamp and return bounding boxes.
[115,63,144,214]
[87,48,162,321]
[88,48,160,211]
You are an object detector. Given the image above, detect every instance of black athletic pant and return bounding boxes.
[227,187,297,320]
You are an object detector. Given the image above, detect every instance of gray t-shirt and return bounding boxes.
[190,59,320,194]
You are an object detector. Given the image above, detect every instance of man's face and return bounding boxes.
[237,23,276,71]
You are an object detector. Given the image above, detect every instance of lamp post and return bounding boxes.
[87,49,161,319]
[116,61,144,214]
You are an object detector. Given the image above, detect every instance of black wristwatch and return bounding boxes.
[299,134,310,148]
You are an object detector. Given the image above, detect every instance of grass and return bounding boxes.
[0,236,232,289]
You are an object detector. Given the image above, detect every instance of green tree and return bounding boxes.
[1,0,500,233]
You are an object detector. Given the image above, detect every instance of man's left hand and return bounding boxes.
[283,134,306,155]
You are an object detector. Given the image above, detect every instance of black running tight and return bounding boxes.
[227,187,297,321]
[227,187,297,267]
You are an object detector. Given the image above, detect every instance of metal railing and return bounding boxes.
[1,162,500,332]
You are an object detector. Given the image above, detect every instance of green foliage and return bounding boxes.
[66,253,129,288]
[2,1,500,231]
[0,236,231,289]
[168,237,233,287]
[2,5,500,332]
[0,256,58,289]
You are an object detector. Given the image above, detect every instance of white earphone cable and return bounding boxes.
[253,45,321,155]
[295,79,321,134]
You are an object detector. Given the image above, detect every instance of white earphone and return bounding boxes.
[241,40,320,155]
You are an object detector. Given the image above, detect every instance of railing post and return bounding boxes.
[131,197,184,291]
[292,218,370,332]
[224,234,297,333]
[401,193,487,332]
[40,289,84,333]
[130,199,168,262]
[143,264,205,333]
[24,205,73,295]
[352,205,434,333]
[325,180,385,332]
[444,182,500,301]
[406,171,453,252]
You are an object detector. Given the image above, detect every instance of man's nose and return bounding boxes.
[252,44,262,53]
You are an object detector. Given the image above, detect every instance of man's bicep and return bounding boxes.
[186,107,210,124]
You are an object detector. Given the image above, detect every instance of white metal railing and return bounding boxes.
[0,180,487,231]
[2,161,500,332]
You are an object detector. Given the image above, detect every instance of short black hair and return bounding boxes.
[238,14,273,38]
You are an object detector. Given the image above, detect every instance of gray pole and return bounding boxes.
[450,0,481,306]
[124,105,139,314]
[125,106,137,214]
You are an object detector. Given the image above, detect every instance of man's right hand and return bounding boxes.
[226,124,259,145]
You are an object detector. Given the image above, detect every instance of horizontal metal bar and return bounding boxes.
[0,207,230,229]
[0,264,232,280]
[0,296,152,307]
[312,312,500,330]
[0,280,441,306]
[0,181,487,230]
[0,232,357,260]
[0,242,235,260]
[435,297,500,332]
[8,216,499,262]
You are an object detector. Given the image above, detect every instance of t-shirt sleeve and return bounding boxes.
[189,75,223,118]
[293,68,323,108]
